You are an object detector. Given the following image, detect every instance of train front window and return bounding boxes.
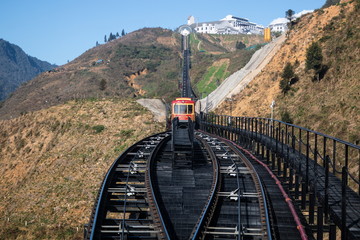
[174,103,194,114]
[179,105,187,114]
[174,104,187,114]
[188,105,193,114]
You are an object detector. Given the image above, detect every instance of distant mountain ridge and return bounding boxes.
[0,39,56,101]
[0,28,263,119]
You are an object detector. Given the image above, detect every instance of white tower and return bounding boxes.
[187,16,195,25]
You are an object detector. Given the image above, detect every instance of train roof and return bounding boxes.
[172,97,195,104]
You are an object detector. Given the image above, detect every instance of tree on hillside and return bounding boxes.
[236,41,246,50]
[116,32,120,38]
[282,62,294,80]
[306,42,325,81]
[104,35,107,43]
[286,9,295,28]
[286,9,295,22]
[121,29,126,36]
[108,32,116,41]
[280,62,294,94]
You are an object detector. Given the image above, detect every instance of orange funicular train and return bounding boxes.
[171,97,195,122]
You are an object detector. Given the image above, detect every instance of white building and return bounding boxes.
[268,10,314,33]
[268,18,289,33]
[189,15,264,35]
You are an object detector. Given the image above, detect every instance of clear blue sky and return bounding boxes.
[0,0,325,65]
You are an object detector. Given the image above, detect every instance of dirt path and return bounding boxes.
[137,98,167,122]
[198,34,286,112]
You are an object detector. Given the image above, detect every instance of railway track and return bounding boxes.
[85,131,272,240]
[84,132,170,239]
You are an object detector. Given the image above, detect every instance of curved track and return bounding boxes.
[84,132,170,239]
[85,131,272,240]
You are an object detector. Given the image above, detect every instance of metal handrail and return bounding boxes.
[199,113,360,194]
[213,114,359,150]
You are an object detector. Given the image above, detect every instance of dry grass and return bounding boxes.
[0,99,164,239]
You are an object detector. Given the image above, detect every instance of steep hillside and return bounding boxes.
[216,0,360,143]
[0,99,164,239]
[0,28,180,120]
[0,28,264,120]
[0,39,56,101]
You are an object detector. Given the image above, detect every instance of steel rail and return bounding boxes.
[223,138,273,240]
[189,133,221,239]
[86,132,168,240]
[207,136,243,239]
[120,161,132,238]
[194,131,271,239]
[232,140,308,240]
[146,135,172,240]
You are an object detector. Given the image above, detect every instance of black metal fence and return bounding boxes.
[199,112,360,240]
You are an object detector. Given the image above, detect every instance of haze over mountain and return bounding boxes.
[0,39,56,101]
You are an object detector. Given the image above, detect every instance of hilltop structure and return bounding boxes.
[268,18,289,33]
[268,10,314,33]
[188,15,264,35]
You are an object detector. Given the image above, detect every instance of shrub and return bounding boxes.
[280,62,295,94]
[306,42,327,81]
[281,62,294,80]
[99,79,107,91]
[118,129,135,138]
[146,61,161,72]
[280,79,291,94]
[236,41,246,50]
[92,125,105,133]
[306,42,323,72]
[356,0,360,10]
[281,111,294,124]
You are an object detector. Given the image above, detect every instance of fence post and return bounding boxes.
[306,131,310,192]
[323,137,327,168]
[292,126,295,153]
[341,166,347,240]
[325,155,330,223]
[317,202,324,240]
[299,129,302,155]
[345,145,349,178]
[329,221,336,240]
[294,161,301,199]
[289,167,294,190]
[309,184,315,224]
[333,140,336,175]
[314,133,318,172]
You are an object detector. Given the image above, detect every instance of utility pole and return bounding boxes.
[226,97,234,116]
[270,100,276,126]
